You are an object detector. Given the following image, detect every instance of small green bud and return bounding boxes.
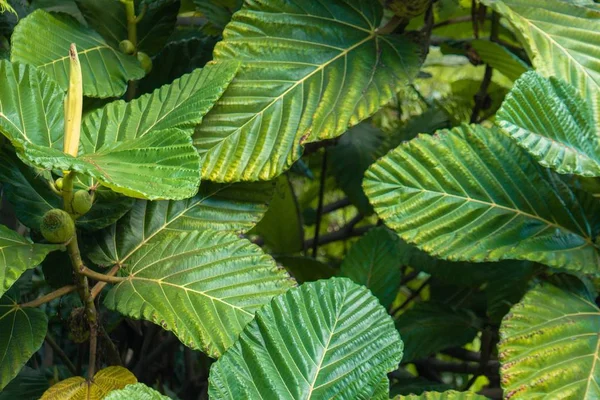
[72,190,93,216]
[41,209,75,243]
[119,39,136,55]
[137,51,152,74]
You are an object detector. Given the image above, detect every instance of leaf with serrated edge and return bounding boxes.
[104,230,294,357]
[499,283,600,399]
[0,294,47,391]
[105,383,170,400]
[194,0,422,181]
[40,366,137,400]
[11,10,144,98]
[364,124,600,273]
[208,278,402,399]
[86,181,274,266]
[497,71,600,177]
[0,224,62,298]
[393,390,488,400]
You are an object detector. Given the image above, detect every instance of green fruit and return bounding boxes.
[388,0,430,19]
[119,39,135,55]
[41,209,75,243]
[72,190,93,216]
[55,178,63,191]
[137,51,152,74]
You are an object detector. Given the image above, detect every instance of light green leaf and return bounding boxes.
[341,226,403,308]
[104,230,295,357]
[81,61,238,154]
[0,294,48,391]
[497,71,600,176]
[481,0,600,124]
[11,9,145,98]
[86,181,275,266]
[0,61,64,150]
[208,278,403,399]
[0,224,62,299]
[364,124,600,273]
[393,391,488,400]
[499,282,600,398]
[21,128,201,200]
[470,39,529,81]
[194,0,422,181]
[395,302,479,362]
[105,383,170,400]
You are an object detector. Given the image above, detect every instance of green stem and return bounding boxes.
[20,285,77,308]
[79,266,127,284]
[46,333,78,376]
[121,0,139,101]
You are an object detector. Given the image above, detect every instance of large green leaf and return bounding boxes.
[86,181,274,266]
[499,282,600,398]
[11,10,145,98]
[341,226,403,309]
[0,224,62,299]
[497,71,600,177]
[470,39,529,82]
[194,0,423,181]
[482,0,600,123]
[0,367,50,400]
[208,278,403,399]
[363,124,600,273]
[0,294,48,391]
[80,61,238,154]
[21,128,201,200]
[394,391,488,400]
[104,230,295,357]
[0,61,64,150]
[395,302,479,362]
[105,383,169,400]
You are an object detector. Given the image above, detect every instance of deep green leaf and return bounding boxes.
[341,226,403,308]
[389,377,452,397]
[81,61,238,154]
[73,0,126,49]
[0,61,64,150]
[275,255,336,284]
[194,0,423,181]
[0,294,48,391]
[470,39,529,81]
[208,278,403,399]
[358,376,389,400]
[364,124,600,273]
[105,230,295,357]
[21,128,202,200]
[499,282,600,398]
[86,181,273,267]
[105,383,169,400]
[11,9,144,98]
[0,224,62,298]
[482,0,600,123]
[193,0,242,30]
[394,391,488,400]
[497,71,600,176]
[0,367,50,400]
[395,302,479,362]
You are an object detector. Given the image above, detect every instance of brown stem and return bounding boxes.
[20,285,77,308]
[46,333,78,376]
[79,266,127,284]
[312,150,328,258]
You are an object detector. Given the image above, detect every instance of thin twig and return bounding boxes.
[312,150,328,258]
[91,264,121,299]
[79,266,127,284]
[322,197,351,214]
[46,333,77,376]
[20,285,77,308]
[390,277,431,315]
[304,219,371,249]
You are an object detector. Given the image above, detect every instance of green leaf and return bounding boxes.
[11,10,145,98]
[193,0,242,30]
[86,181,274,266]
[389,377,452,397]
[0,224,62,298]
[393,391,488,400]
[0,61,64,150]
[470,39,529,81]
[497,71,600,177]
[363,124,600,273]
[0,294,48,391]
[75,0,179,56]
[499,282,600,398]
[104,230,295,357]
[21,128,202,200]
[482,0,600,123]
[81,61,238,154]
[105,383,169,400]
[275,255,336,284]
[359,376,389,400]
[341,226,403,309]
[250,175,303,253]
[0,367,50,400]
[329,122,385,215]
[395,302,479,362]
[208,278,403,399]
[41,366,137,400]
[194,0,423,181]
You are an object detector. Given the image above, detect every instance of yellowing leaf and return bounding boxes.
[41,366,137,400]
